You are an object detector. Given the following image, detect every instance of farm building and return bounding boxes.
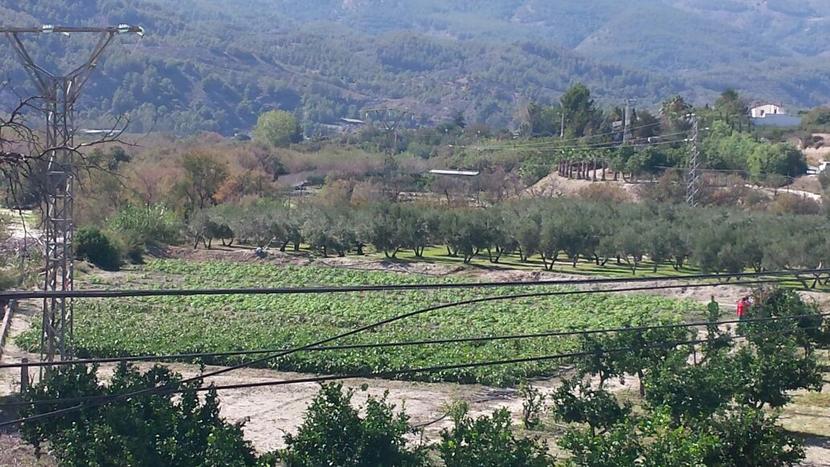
[750,103,801,127]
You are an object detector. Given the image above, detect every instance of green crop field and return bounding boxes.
[20,259,698,386]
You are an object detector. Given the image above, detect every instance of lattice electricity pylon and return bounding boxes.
[686,114,701,207]
[364,107,412,155]
[0,24,143,362]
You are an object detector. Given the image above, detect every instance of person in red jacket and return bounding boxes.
[736,296,749,319]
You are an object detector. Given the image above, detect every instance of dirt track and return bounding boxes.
[155,363,539,452]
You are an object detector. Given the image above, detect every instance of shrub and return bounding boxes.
[0,269,18,290]
[800,107,830,132]
[519,383,547,430]
[552,286,820,467]
[280,383,427,467]
[637,171,686,204]
[819,169,830,190]
[21,363,259,466]
[75,227,121,270]
[743,188,771,208]
[108,204,182,251]
[767,193,822,215]
[438,403,551,467]
[703,184,750,207]
[558,409,717,467]
[518,154,553,185]
[703,408,805,466]
[551,379,632,432]
[124,243,145,264]
[577,183,631,203]
[253,110,302,147]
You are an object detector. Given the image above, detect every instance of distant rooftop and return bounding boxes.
[340,118,365,125]
[429,169,480,177]
[79,129,119,136]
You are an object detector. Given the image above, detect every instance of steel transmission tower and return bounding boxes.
[622,98,636,145]
[364,108,412,156]
[686,114,701,206]
[1,24,144,362]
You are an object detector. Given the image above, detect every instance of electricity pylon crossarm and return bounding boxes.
[0,24,143,362]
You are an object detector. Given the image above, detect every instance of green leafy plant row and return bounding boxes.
[19,259,694,386]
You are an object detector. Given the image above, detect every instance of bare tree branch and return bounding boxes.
[0,86,136,221]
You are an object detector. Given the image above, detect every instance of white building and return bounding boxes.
[750,103,801,127]
[750,103,785,118]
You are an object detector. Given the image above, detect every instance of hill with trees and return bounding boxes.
[1,0,828,134]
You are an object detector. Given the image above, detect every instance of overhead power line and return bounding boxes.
[174,328,825,394]
[462,131,691,153]
[470,127,690,150]
[1,338,709,410]
[471,120,665,150]
[0,278,793,425]
[4,323,823,412]
[2,309,824,371]
[514,138,692,170]
[0,268,824,301]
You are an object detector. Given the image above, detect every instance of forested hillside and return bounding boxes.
[1,0,828,134]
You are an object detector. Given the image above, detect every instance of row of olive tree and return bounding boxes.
[187,198,830,280]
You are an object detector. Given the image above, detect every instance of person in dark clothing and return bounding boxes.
[707,296,720,322]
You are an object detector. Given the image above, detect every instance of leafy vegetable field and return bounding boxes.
[20,259,697,385]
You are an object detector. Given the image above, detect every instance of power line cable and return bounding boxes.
[0,268,824,301]
[2,308,824,371]
[0,277,814,377]
[461,132,691,153]
[7,339,706,410]
[4,324,822,412]
[2,339,716,410]
[196,328,822,394]
[468,129,691,149]
[467,120,666,150]
[513,139,694,170]
[0,278,794,425]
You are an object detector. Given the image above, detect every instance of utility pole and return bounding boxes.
[622,98,635,145]
[686,114,701,207]
[560,112,565,140]
[1,24,144,362]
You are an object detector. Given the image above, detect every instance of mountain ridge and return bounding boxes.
[0,0,826,134]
